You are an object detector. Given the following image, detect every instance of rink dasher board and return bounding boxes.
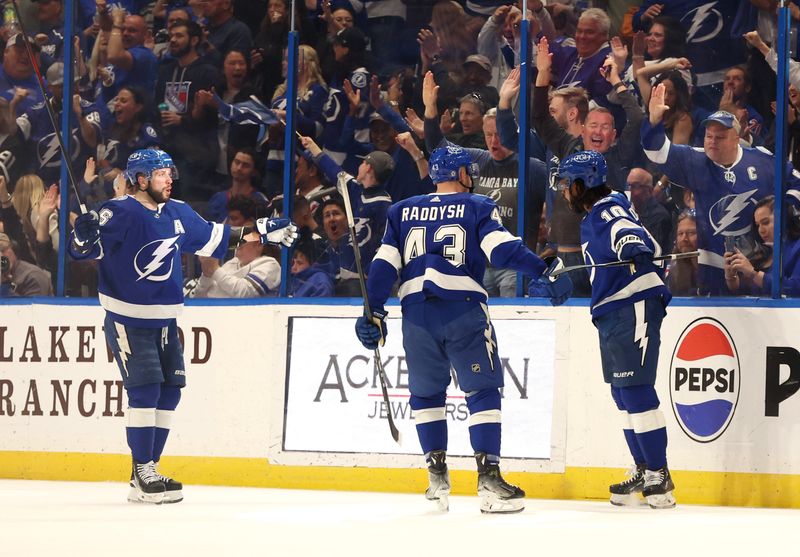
[0,301,799,507]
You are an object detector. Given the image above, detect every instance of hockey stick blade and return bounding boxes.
[549,250,699,278]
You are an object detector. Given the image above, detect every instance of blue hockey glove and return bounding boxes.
[73,210,100,247]
[619,241,653,269]
[355,309,387,350]
[528,257,573,306]
[256,217,299,248]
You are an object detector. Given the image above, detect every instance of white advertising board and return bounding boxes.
[282,316,559,466]
[564,304,800,475]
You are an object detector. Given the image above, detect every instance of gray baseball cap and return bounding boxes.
[358,151,395,184]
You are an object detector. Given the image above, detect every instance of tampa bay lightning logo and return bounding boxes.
[38,130,80,167]
[324,90,343,122]
[681,2,724,44]
[708,189,758,236]
[134,237,180,282]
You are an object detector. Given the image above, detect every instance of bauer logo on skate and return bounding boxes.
[669,318,740,443]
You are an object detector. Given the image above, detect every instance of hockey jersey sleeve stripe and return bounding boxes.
[414,407,446,424]
[592,272,664,310]
[99,293,183,319]
[479,229,519,260]
[609,218,642,248]
[362,193,393,204]
[195,222,226,257]
[643,138,670,164]
[398,267,487,300]
[614,234,646,259]
[374,243,402,271]
[245,273,270,295]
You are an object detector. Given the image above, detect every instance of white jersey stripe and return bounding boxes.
[398,268,487,300]
[479,229,518,261]
[643,136,671,164]
[100,293,183,319]
[592,272,664,310]
[195,222,226,257]
[374,243,402,271]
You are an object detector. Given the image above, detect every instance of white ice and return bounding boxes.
[0,479,796,557]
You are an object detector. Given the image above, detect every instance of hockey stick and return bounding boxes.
[9,0,86,213]
[548,250,700,278]
[338,172,402,445]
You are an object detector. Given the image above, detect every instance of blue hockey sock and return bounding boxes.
[623,428,646,465]
[153,385,182,463]
[633,422,668,470]
[126,383,161,463]
[466,389,501,460]
[410,393,447,456]
[629,407,668,470]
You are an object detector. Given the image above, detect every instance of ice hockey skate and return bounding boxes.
[154,464,183,504]
[424,450,450,511]
[127,459,166,504]
[475,452,525,514]
[609,463,647,506]
[642,467,676,509]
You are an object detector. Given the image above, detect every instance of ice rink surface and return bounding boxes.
[1,479,797,556]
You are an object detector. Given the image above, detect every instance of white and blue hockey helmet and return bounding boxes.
[428,145,480,187]
[557,150,608,190]
[125,149,179,182]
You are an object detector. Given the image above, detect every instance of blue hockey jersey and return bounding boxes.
[366,192,547,310]
[642,120,800,294]
[582,192,671,318]
[68,196,229,327]
[313,154,392,279]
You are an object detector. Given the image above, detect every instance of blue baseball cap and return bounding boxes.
[701,110,741,134]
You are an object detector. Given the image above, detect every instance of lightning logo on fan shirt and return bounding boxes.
[633,300,649,368]
[134,237,180,282]
[684,2,723,44]
[710,189,758,236]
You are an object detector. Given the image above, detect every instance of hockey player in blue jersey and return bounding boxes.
[354,145,572,513]
[68,149,298,505]
[642,82,800,294]
[557,150,675,509]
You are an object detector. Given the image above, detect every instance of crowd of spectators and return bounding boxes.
[0,0,799,298]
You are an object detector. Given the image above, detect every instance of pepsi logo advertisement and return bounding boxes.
[669,318,740,443]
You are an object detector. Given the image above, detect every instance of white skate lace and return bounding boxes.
[136,461,161,485]
[643,469,665,488]
[619,466,644,486]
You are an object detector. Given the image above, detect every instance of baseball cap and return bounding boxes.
[701,110,741,135]
[333,27,367,53]
[46,62,63,86]
[358,151,395,183]
[463,54,491,72]
[6,33,41,53]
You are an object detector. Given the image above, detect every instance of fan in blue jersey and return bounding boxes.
[557,150,676,509]
[355,145,571,514]
[642,82,800,295]
[67,148,299,505]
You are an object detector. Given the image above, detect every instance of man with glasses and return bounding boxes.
[627,167,671,253]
